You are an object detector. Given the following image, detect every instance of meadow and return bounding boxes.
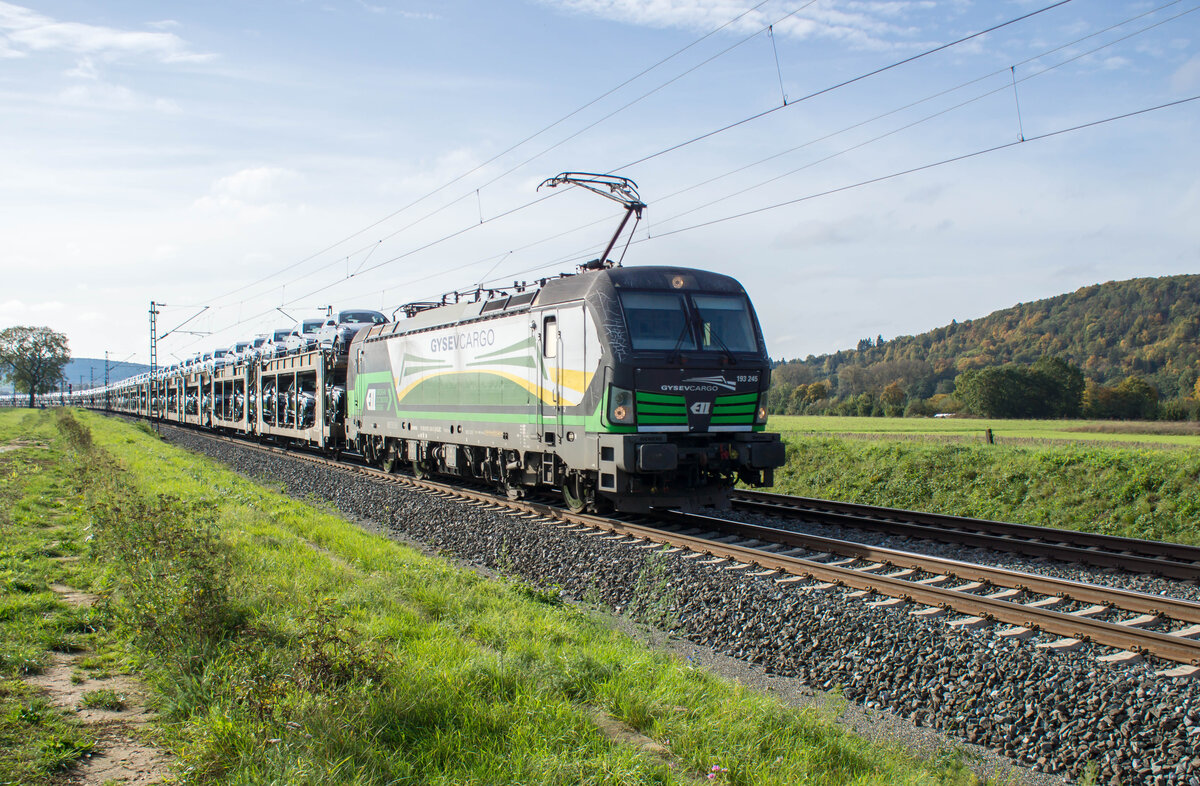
[765,416,1200,546]
[768,415,1200,449]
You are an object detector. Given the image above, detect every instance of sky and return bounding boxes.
[1,0,1197,376]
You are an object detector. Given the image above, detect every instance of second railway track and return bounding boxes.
[731,488,1200,581]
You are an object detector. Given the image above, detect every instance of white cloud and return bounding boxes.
[0,299,66,315]
[64,56,98,79]
[194,167,303,220]
[0,2,209,112]
[538,0,932,50]
[57,81,181,113]
[0,1,211,63]
[375,148,486,197]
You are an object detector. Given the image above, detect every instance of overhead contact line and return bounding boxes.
[612,0,1078,172]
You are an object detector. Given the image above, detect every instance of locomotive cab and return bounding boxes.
[585,266,786,511]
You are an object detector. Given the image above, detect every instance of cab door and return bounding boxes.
[538,311,563,444]
[542,314,568,448]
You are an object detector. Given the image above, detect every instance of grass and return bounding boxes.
[79,688,126,711]
[764,431,1200,545]
[0,407,993,785]
[768,414,1200,448]
[0,409,101,784]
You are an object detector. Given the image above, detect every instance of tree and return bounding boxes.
[1031,355,1084,417]
[1083,375,1159,420]
[804,380,830,403]
[954,357,1085,419]
[880,380,906,416]
[0,326,71,408]
[786,384,809,415]
[955,366,1032,417]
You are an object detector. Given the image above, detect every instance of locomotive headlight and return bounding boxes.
[755,395,769,424]
[608,385,635,425]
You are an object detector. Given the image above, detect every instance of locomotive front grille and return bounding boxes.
[634,391,687,426]
[710,391,758,426]
[632,389,758,430]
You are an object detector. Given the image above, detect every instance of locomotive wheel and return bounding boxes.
[561,473,588,513]
[413,458,431,479]
[381,445,397,474]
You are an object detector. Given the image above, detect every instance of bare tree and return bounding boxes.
[0,326,71,408]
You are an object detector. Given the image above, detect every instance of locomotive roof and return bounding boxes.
[537,265,746,306]
[361,265,748,341]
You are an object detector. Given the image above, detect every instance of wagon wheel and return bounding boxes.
[561,473,589,513]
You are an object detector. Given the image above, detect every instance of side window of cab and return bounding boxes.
[543,316,557,358]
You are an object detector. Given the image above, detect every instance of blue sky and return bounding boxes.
[2,0,1197,371]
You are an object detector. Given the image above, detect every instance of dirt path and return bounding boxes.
[26,585,172,786]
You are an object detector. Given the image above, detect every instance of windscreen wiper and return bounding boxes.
[701,321,738,365]
[668,300,694,364]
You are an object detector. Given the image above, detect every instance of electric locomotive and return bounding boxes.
[345,263,785,511]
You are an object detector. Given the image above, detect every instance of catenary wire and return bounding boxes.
[651,0,1193,209]
[462,1,1198,282]
[610,0,1077,172]
[631,96,1200,240]
[647,4,1200,232]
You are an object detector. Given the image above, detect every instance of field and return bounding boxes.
[0,408,985,785]
[768,415,1200,449]
[764,416,1200,546]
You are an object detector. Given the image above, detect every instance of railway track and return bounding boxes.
[731,489,1200,582]
[176,424,1200,672]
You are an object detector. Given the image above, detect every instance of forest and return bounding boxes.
[768,275,1200,420]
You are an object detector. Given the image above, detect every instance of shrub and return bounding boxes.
[90,491,240,659]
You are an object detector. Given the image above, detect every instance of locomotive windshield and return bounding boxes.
[621,292,696,351]
[620,291,758,353]
[692,294,758,353]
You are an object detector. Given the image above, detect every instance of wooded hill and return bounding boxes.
[771,275,1200,415]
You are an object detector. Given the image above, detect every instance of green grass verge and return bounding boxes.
[767,433,1200,545]
[0,409,104,784]
[1,407,991,784]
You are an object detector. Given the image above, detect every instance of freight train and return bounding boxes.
[61,176,787,511]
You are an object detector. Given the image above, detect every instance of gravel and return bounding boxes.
[162,427,1200,785]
